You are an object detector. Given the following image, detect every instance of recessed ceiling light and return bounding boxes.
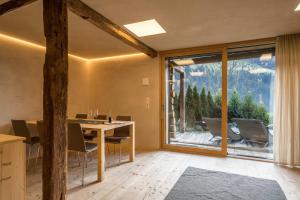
[295,3,300,11]
[259,53,273,61]
[174,59,194,66]
[124,19,166,37]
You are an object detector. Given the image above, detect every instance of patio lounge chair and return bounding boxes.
[232,118,269,146]
[203,117,242,143]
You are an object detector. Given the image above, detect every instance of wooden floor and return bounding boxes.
[26,151,300,200]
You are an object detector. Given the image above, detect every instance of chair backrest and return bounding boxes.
[11,120,31,142]
[75,114,88,119]
[232,118,268,143]
[114,116,132,137]
[68,123,86,152]
[203,118,221,137]
[95,115,107,120]
[37,120,44,145]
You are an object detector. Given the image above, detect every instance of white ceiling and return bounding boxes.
[0,0,300,58]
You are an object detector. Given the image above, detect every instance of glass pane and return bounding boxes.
[166,52,223,151]
[227,45,275,159]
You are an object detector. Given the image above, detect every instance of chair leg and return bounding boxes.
[85,154,88,168]
[77,152,81,167]
[107,144,111,155]
[82,153,86,186]
[27,145,32,168]
[119,143,122,165]
[114,144,116,165]
[105,144,110,169]
[35,144,41,168]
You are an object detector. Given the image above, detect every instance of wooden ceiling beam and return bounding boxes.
[0,0,158,58]
[67,0,158,58]
[0,0,38,16]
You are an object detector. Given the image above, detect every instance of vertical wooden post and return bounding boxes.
[42,0,68,199]
[168,66,176,138]
[179,72,185,133]
[221,47,228,156]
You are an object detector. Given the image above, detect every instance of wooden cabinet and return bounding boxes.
[0,134,25,200]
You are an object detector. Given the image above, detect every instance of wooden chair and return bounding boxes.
[203,117,242,143]
[232,118,269,146]
[36,120,44,165]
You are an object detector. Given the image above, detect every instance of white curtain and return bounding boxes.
[274,34,300,167]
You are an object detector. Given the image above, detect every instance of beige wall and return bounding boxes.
[0,39,160,150]
[0,39,89,133]
[89,56,160,150]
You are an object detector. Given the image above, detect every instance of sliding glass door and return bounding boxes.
[163,49,227,155]
[162,42,275,159]
[227,45,275,159]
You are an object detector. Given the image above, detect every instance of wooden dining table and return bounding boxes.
[27,119,135,182]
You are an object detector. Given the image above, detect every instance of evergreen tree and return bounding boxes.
[228,89,241,121]
[241,94,256,119]
[207,91,215,117]
[254,104,270,125]
[185,85,195,127]
[200,87,208,117]
[193,86,202,121]
[214,89,222,118]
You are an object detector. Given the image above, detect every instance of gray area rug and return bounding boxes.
[165,167,286,200]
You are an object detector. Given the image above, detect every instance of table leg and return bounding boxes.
[97,129,105,182]
[129,122,135,162]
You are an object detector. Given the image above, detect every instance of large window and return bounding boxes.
[162,43,276,160]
